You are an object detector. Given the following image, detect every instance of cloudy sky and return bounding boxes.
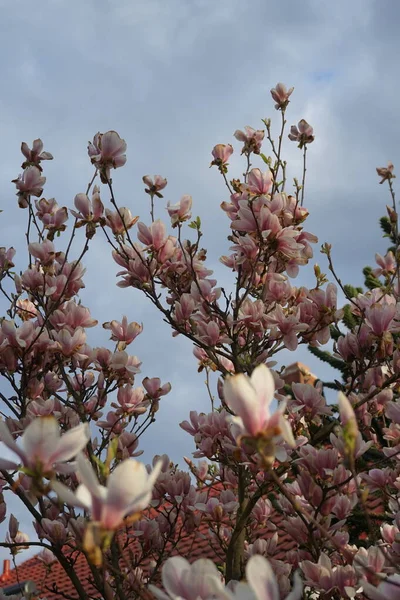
[0,0,398,564]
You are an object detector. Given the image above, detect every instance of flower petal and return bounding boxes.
[224,374,261,436]
[21,417,60,467]
[246,555,280,600]
[49,423,90,465]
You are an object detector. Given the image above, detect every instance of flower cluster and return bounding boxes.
[1,83,400,600]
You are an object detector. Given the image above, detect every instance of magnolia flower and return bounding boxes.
[167,195,193,226]
[0,247,15,271]
[143,175,168,197]
[20,138,53,170]
[0,416,90,475]
[149,556,227,599]
[288,120,314,148]
[239,555,302,600]
[12,166,46,207]
[52,454,162,530]
[150,554,302,600]
[105,207,138,235]
[338,392,359,459]
[88,131,127,183]
[270,83,294,110]
[103,316,143,350]
[234,126,265,155]
[363,574,400,600]
[5,530,30,555]
[376,162,395,184]
[245,168,273,196]
[223,364,295,460]
[211,144,234,171]
[71,189,105,224]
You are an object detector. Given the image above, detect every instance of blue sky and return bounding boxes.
[0,0,399,564]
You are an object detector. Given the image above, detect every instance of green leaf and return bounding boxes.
[380,216,392,236]
[329,324,342,341]
[363,266,383,290]
[307,345,348,372]
[342,304,357,330]
[260,153,271,165]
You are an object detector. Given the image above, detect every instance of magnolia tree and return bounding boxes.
[0,84,399,600]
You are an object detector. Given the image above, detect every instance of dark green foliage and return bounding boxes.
[346,511,383,547]
[307,345,348,373]
[343,284,363,300]
[329,324,342,341]
[322,381,342,390]
[380,215,393,238]
[283,383,294,396]
[342,304,357,330]
[363,266,383,290]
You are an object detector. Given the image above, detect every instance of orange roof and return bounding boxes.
[2,513,298,599]
[2,493,385,599]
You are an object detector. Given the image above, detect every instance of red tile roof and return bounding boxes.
[1,364,384,598]
[4,492,385,599]
[2,513,298,599]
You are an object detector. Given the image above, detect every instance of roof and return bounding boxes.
[0,364,384,598]
[281,362,317,385]
[1,511,299,599]
[3,496,384,599]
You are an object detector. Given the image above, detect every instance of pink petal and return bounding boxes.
[246,555,280,600]
[49,423,90,465]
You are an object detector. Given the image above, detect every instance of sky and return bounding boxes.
[0,0,399,565]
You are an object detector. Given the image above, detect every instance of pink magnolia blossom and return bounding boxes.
[365,302,398,336]
[211,144,234,171]
[234,126,265,155]
[5,530,30,554]
[143,175,168,197]
[114,385,147,415]
[103,316,143,350]
[105,207,138,235]
[242,555,302,600]
[28,239,55,266]
[35,198,68,233]
[245,169,273,195]
[338,392,359,443]
[96,411,126,434]
[52,454,162,530]
[300,553,357,597]
[0,416,89,475]
[71,189,105,223]
[50,300,98,332]
[376,162,395,184]
[88,131,127,183]
[0,247,16,271]
[142,377,171,399]
[223,364,295,452]
[362,574,400,600]
[150,555,302,599]
[20,138,53,170]
[149,556,227,599]
[36,548,57,566]
[372,251,396,277]
[53,328,87,357]
[167,195,193,226]
[40,518,67,546]
[288,120,314,148]
[290,383,332,420]
[270,83,294,110]
[137,220,168,250]
[266,305,308,351]
[13,166,46,207]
